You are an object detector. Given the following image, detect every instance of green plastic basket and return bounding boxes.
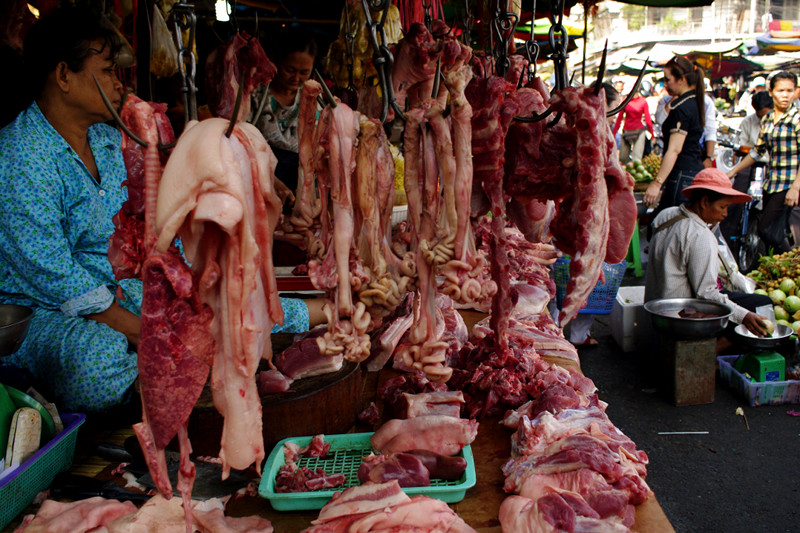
[258,432,476,511]
[0,412,86,529]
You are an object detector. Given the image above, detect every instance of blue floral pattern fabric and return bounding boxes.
[274,297,308,333]
[0,102,136,412]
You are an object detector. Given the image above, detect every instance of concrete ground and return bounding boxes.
[575,268,800,533]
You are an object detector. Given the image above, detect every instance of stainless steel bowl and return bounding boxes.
[0,304,33,357]
[644,298,732,340]
[734,323,793,350]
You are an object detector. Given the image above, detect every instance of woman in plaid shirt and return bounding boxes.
[727,71,800,252]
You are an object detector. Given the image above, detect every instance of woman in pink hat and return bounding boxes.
[645,168,772,339]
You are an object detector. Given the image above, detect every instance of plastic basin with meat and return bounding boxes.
[644,298,732,340]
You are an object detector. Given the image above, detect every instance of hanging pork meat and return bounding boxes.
[204,32,276,122]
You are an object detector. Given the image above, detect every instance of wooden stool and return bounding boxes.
[625,220,643,277]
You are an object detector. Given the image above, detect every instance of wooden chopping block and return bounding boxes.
[186,360,362,458]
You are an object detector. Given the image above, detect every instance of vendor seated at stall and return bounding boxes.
[0,7,324,413]
[255,27,318,204]
[645,168,772,350]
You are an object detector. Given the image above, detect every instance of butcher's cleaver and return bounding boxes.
[133,459,253,500]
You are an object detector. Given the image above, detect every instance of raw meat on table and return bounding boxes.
[370,415,478,456]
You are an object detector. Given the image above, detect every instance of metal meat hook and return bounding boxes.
[607,57,649,117]
[93,75,175,150]
[592,39,608,95]
[361,0,405,122]
[315,69,338,108]
[225,77,244,138]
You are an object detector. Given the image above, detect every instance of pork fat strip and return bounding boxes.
[205,32,276,122]
[311,480,410,525]
[287,79,323,236]
[311,103,374,363]
[306,480,477,533]
[354,118,410,318]
[396,104,452,382]
[155,118,284,479]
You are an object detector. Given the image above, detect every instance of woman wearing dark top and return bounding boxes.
[644,56,706,222]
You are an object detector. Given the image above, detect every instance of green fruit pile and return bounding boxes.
[625,160,653,183]
[642,153,661,175]
[751,252,800,332]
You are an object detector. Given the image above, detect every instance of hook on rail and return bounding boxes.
[592,39,608,95]
[94,75,175,150]
[607,58,649,117]
[315,69,339,108]
[362,0,405,122]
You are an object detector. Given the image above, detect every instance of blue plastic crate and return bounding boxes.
[553,258,627,315]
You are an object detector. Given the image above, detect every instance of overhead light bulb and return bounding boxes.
[215,0,229,22]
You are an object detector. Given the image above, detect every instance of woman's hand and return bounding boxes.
[274,178,295,206]
[786,187,800,207]
[742,312,770,337]
[532,243,561,266]
[644,180,662,208]
[86,301,141,349]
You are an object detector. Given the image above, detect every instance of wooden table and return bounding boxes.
[222,362,674,533]
[6,314,675,532]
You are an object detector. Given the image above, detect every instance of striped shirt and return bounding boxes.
[645,205,748,323]
[753,106,800,193]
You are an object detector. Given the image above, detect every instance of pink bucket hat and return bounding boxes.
[681,168,752,203]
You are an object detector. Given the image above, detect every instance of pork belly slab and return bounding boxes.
[370,415,478,456]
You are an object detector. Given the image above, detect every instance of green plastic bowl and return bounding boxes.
[5,386,55,445]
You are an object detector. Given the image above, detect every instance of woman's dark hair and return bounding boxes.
[752,90,773,111]
[665,55,705,126]
[272,26,318,64]
[769,70,798,89]
[602,82,618,108]
[689,188,728,206]
[23,6,121,98]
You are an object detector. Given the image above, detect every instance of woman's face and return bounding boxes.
[698,196,735,226]
[69,39,123,123]
[275,51,315,93]
[663,68,683,97]
[769,78,797,112]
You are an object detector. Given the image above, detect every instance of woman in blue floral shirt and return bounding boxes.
[0,8,319,412]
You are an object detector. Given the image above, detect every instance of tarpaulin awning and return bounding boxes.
[608,58,662,76]
[610,0,713,6]
[514,18,587,42]
[754,32,800,52]
[689,53,761,79]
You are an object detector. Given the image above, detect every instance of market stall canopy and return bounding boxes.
[608,58,661,76]
[685,43,761,80]
[609,0,713,6]
[514,17,588,42]
[753,32,800,52]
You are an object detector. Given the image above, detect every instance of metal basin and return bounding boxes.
[644,298,732,340]
[734,323,793,350]
[0,304,33,357]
